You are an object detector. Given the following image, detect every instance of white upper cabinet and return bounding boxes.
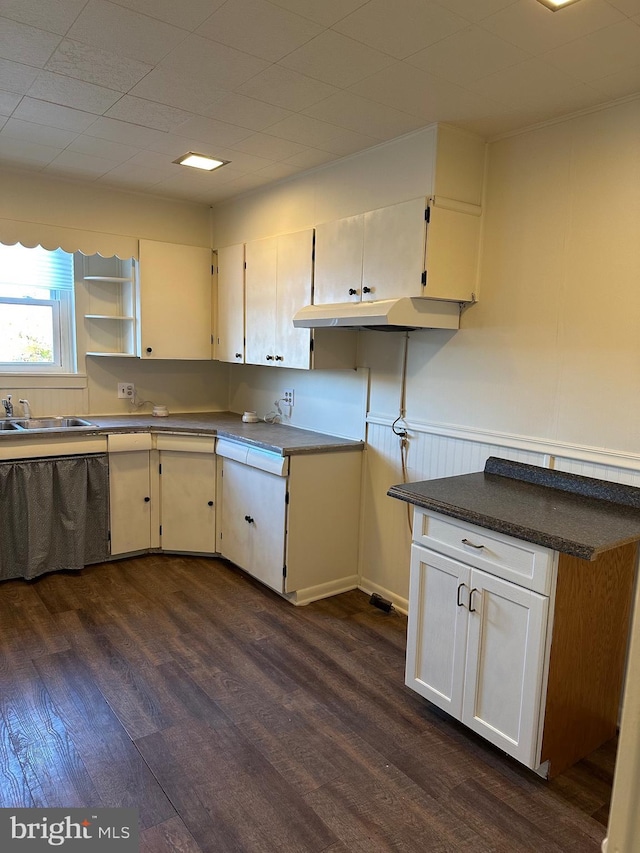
[314,126,485,306]
[215,243,245,364]
[138,239,212,360]
[246,229,313,370]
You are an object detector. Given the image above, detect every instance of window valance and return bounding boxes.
[0,218,137,260]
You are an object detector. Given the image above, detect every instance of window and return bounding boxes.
[0,243,76,373]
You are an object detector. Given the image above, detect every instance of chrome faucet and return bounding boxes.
[19,399,31,419]
[2,394,13,417]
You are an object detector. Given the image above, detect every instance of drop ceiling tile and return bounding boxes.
[468,57,608,113]
[407,26,529,86]
[96,162,169,189]
[264,113,377,155]
[237,65,340,111]
[13,97,97,131]
[204,147,276,172]
[46,148,118,176]
[28,71,122,114]
[129,67,227,114]
[123,149,182,173]
[106,0,225,30]
[254,161,301,180]
[456,107,563,138]
[67,0,188,65]
[105,95,193,131]
[0,135,61,164]
[66,134,141,162]
[433,0,521,22]
[202,94,292,131]
[231,132,308,160]
[158,35,269,90]
[0,0,88,36]
[1,116,78,147]
[590,63,640,99]
[0,16,61,66]
[607,0,640,13]
[480,0,624,55]
[303,91,424,140]
[0,115,6,131]
[278,30,394,88]
[350,61,496,122]
[84,116,168,147]
[333,0,467,60]
[196,0,323,63]
[542,21,640,83]
[0,58,39,94]
[0,90,21,115]
[172,115,252,147]
[265,0,369,27]
[283,148,338,169]
[46,40,152,91]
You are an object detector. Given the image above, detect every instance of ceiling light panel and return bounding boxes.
[536,0,584,10]
[174,153,230,171]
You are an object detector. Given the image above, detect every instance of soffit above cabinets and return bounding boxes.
[1,0,639,205]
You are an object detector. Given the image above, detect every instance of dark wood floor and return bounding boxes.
[0,554,613,852]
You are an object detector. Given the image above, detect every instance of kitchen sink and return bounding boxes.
[6,417,96,431]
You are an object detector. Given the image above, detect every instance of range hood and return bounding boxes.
[293,297,460,332]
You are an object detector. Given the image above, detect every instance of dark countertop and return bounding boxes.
[0,411,363,457]
[388,457,640,561]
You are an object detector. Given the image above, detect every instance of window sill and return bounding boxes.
[0,374,87,390]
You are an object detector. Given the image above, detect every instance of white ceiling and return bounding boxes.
[1,0,639,205]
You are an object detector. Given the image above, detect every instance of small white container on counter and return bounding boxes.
[152,405,169,417]
[242,411,259,423]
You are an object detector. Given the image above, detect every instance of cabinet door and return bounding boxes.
[109,450,152,555]
[138,239,212,359]
[462,568,548,767]
[425,203,479,302]
[160,451,216,553]
[274,229,313,370]
[245,236,277,365]
[362,198,426,301]
[314,216,364,305]
[406,546,470,718]
[216,243,245,363]
[220,458,287,594]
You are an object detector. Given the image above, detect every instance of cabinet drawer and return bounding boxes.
[413,509,554,595]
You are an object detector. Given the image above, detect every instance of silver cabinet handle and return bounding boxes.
[461,538,484,549]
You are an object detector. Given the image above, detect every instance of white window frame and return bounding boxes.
[0,246,78,380]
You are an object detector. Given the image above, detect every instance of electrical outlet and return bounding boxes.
[282,388,294,406]
[117,382,135,400]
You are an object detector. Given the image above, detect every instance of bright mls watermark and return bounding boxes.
[0,809,138,851]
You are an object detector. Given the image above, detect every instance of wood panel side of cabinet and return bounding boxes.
[541,542,637,777]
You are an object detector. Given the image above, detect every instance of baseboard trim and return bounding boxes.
[288,575,359,607]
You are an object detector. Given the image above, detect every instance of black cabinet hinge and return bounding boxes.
[421,270,427,286]
[211,264,215,274]
[425,206,431,223]
[285,491,289,504]
[159,463,162,474]
[159,525,162,536]
[312,230,316,262]
[244,261,247,269]
[107,529,111,541]
[283,565,287,578]
[310,337,314,352]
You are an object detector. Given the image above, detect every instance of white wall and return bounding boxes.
[0,166,228,416]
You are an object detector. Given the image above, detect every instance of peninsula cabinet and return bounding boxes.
[406,508,637,778]
[138,239,212,360]
[244,230,356,371]
[216,439,362,604]
[157,434,217,554]
[107,433,157,556]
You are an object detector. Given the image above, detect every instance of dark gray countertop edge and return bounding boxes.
[387,484,607,560]
[0,414,363,457]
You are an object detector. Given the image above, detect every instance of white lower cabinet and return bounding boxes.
[219,456,287,593]
[217,439,362,604]
[107,433,156,556]
[405,508,639,777]
[407,545,547,767]
[157,435,216,554]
